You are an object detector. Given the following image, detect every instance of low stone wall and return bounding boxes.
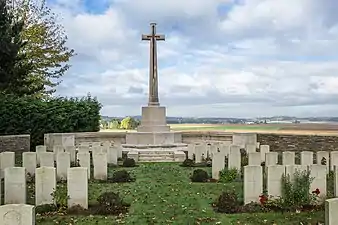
[258,134,338,152]
[0,134,30,152]
[45,131,338,153]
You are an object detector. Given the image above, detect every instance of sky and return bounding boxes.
[47,0,338,118]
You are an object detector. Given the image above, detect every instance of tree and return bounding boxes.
[0,0,43,96]
[109,119,120,129]
[7,0,75,97]
[120,117,139,130]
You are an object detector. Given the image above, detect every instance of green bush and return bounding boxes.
[190,169,209,182]
[219,168,239,183]
[122,158,136,167]
[213,191,241,213]
[280,170,316,210]
[35,204,58,214]
[181,158,195,167]
[111,170,135,183]
[95,192,130,215]
[0,94,101,149]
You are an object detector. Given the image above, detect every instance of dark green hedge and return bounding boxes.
[0,94,102,149]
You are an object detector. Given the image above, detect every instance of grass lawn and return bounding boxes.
[33,163,324,225]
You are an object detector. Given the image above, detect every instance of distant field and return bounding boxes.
[170,124,281,131]
[101,123,338,135]
[170,123,338,135]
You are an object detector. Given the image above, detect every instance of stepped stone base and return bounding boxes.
[123,143,187,162]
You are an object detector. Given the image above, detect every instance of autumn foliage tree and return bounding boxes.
[7,0,75,97]
[0,0,44,96]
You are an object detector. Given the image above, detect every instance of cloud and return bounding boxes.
[50,0,338,117]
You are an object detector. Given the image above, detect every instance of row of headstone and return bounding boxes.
[243,165,328,204]
[249,151,337,171]
[0,166,88,208]
[0,147,116,181]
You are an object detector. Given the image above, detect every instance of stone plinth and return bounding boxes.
[122,143,188,162]
[137,106,170,132]
[126,131,182,145]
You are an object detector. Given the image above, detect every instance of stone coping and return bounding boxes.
[122,143,187,149]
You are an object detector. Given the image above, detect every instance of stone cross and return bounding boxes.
[142,23,165,106]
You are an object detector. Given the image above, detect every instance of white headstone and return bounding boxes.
[284,165,308,182]
[187,144,195,159]
[267,165,285,198]
[309,165,327,199]
[265,152,278,166]
[330,151,338,171]
[317,151,330,171]
[282,152,295,165]
[77,152,90,179]
[335,166,338,197]
[22,152,36,176]
[245,144,256,154]
[228,145,241,170]
[4,167,26,204]
[91,146,101,154]
[67,167,88,209]
[35,145,46,164]
[53,145,64,161]
[107,147,118,164]
[0,204,35,225]
[0,151,15,178]
[212,152,225,179]
[35,167,56,205]
[194,144,204,163]
[93,153,107,180]
[219,144,230,157]
[325,198,338,225]
[244,165,262,204]
[39,152,54,167]
[301,151,313,166]
[248,152,261,166]
[78,146,90,153]
[56,152,70,180]
[64,146,76,163]
[260,145,270,162]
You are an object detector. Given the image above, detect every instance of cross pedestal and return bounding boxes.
[137,106,170,132]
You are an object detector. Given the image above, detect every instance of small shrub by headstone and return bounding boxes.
[212,191,241,213]
[122,158,136,167]
[70,159,80,167]
[110,170,135,183]
[219,168,240,183]
[51,187,69,211]
[190,169,209,182]
[95,192,130,215]
[35,204,58,214]
[108,163,119,168]
[327,170,335,198]
[181,158,195,167]
[258,170,320,212]
[280,170,315,210]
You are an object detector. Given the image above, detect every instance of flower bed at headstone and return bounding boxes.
[11,162,325,224]
[212,168,332,215]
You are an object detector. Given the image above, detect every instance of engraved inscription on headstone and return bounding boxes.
[3,210,21,225]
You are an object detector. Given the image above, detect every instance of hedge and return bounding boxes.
[0,94,102,149]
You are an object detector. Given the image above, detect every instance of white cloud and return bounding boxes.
[51,0,338,117]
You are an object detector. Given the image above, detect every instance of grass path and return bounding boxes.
[36,163,324,225]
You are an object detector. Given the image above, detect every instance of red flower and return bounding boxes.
[312,188,320,195]
[259,194,268,205]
